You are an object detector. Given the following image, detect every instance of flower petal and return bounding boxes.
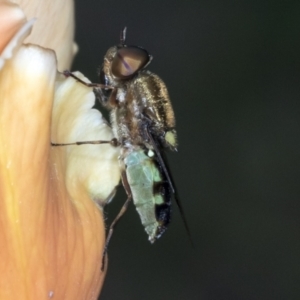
[0,44,110,299]
[0,18,35,70]
[0,43,57,298]
[52,72,120,206]
[0,1,26,52]
[13,0,75,69]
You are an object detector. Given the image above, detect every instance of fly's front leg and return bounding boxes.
[101,171,132,271]
[63,70,116,108]
[63,70,114,90]
[51,138,119,147]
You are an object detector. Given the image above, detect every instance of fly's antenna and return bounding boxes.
[120,27,127,46]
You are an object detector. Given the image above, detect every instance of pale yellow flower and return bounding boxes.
[0,1,120,299]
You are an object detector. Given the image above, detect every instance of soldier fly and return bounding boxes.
[52,28,191,267]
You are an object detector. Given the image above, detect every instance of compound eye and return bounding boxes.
[111,46,150,79]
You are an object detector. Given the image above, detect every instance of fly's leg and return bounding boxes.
[101,171,132,271]
[52,136,123,271]
[63,70,114,90]
[63,70,115,107]
[51,138,119,147]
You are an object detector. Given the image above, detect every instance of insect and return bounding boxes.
[52,28,191,266]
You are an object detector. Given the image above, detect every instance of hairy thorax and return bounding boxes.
[110,70,177,153]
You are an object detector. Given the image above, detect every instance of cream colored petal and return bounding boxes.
[52,72,120,206]
[12,0,75,70]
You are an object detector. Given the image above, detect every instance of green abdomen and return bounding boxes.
[124,150,171,242]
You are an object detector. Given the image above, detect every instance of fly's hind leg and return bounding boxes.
[101,171,132,271]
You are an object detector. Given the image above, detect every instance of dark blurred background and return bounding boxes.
[72,1,300,299]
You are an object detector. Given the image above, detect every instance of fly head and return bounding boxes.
[101,28,153,87]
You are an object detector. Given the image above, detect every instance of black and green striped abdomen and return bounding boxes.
[124,149,171,242]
